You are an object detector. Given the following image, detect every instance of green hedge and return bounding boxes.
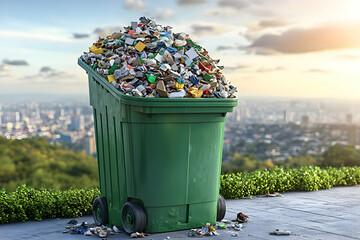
[220,166,360,199]
[1,167,360,224]
[0,185,100,224]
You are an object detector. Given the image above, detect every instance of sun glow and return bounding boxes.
[342,0,360,21]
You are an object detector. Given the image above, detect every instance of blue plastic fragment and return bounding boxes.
[154,42,166,51]
[177,78,185,84]
[184,56,192,66]
[189,75,199,85]
[67,219,78,225]
[159,31,171,39]
[140,51,147,59]
[167,47,177,53]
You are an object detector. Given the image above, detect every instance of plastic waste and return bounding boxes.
[130,232,146,238]
[270,229,291,235]
[80,16,237,98]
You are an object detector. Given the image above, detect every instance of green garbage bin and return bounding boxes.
[78,58,237,233]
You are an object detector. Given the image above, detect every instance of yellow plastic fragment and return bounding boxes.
[95,42,104,48]
[188,87,203,98]
[107,75,116,83]
[89,45,97,52]
[89,45,104,54]
[175,82,184,90]
[92,48,104,55]
[134,41,146,52]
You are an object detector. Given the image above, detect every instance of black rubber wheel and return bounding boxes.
[121,202,147,234]
[217,194,226,221]
[93,197,108,226]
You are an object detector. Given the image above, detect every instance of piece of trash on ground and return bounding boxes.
[265,192,282,197]
[221,219,230,224]
[232,223,245,231]
[130,232,146,238]
[233,212,249,223]
[270,229,291,235]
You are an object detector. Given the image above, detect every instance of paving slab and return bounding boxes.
[0,186,359,240]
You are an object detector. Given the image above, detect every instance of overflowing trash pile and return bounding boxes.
[63,219,122,237]
[80,16,237,98]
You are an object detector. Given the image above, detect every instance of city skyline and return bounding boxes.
[1,0,360,99]
[1,97,359,162]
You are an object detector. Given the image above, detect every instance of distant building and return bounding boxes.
[346,113,353,125]
[15,111,21,123]
[283,110,293,123]
[35,105,40,119]
[301,115,310,127]
[69,115,85,130]
[235,109,241,122]
[85,135,96,156]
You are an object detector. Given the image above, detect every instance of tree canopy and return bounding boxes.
[0,137,98,191]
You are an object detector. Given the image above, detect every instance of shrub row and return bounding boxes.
[220,166,360,199]
[1,166,359,224]
[0,185,100,224]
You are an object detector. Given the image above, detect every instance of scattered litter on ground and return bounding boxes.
[62,220,122,237]
[221,219,230,224]
[232,223,245,231]
[113,225,121,233]
[270,229,291,235]
[61,213,249,238]
[265,192,282,197]
[217,223,228,229]
[188,229,198,237]
[67,219,78,225]
[80,16,237,99]
[130,232,146,238]
[232,212,249,223]
[187,223,219,237]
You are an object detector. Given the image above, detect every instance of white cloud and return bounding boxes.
[93,27,123,37]
[124,0,145,10]
[257,66,286,73]
[154,8,175,20]
[0,65,9,71]
[190,22,227,37]
[0,71,14,79]
[21,66,74,83]
[248,19,291,31]
[218,0,248,9]
[177,0,208,6]
[0,30,73,43]
[205,8,237,17]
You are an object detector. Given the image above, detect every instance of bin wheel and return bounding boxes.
[93,197,108,226]
[217,194,226,221]
[121,202,147,234]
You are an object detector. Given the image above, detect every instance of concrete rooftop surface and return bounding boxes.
[0,186,359,240]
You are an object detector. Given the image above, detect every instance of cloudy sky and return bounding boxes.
[1,0,360,99]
